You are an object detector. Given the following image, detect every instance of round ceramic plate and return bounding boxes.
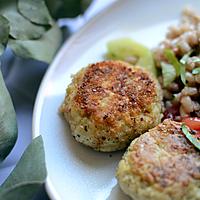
[32,0,200,199]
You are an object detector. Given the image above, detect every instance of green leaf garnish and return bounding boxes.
[0,136,47,200]
[164,49,187,85]
[180,51,192,65]
[164,49,182,76]
[192,67,200,75]
[106,38,157,76]
[0,15,10,55]
[161,62,176,87]
[181,124,200,150]
[0,69,17,162]
[8,23,62,63]
[190,57,200,63]
[18,0,53,25]
[180,65,186,85]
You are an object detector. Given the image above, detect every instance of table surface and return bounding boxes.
[0,0,116,199]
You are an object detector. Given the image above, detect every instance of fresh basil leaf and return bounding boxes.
[164,49,182,76]
[192,67,200,75]
[0,136,47,200]
[3,9,46,40]
[0,70,17,161]
[8,22,62,63]
[106,38,157,76]
[0,15,10,55]
[161,62,176,87]
[181,124,200,150]
[18,0,53,26]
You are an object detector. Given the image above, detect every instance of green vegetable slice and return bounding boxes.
[106,38,157,76]
[181,124,200,150]
[0,69,17,161]
[18,0,53,25]
[192,67,200,75]
[0,136,47,200]
[164,49,182,76]
[0,15,10,55]
[161,62,176,87]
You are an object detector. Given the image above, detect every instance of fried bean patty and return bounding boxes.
[116,119,200,200]
[60,61,162,152]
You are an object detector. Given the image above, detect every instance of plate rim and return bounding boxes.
[32,1,123,199]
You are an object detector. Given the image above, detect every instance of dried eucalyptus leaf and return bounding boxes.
[46,0,92,19]
[18,0,53,25]
[0,136,47,200]
[0,15,10,55]
[0,70,17,161]
[0,0,48,40]
[45,0,62,19]
[0,44,4,55]
[0,0,15,11]
[8,23,62,63]
[0,183,41,200]
[3,10,46,40]
[81,0,92,11]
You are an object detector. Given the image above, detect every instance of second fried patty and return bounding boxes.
[116,119,200,200]
[60,60,162,151]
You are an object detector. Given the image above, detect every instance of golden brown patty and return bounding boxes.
[116,119,200,200]
[60,60,162,151]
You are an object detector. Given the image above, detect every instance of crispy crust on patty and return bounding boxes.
[116,119,200,200]
[74,61,157,126]
[60,61,162,151]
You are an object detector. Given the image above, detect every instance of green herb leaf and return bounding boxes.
[192,67,200,75]
[0,136,47,200]
[0,70,17,161]
[164,49,182,76]
[0,15,10,55]
[161,62,176,87]
[181,124,200,150]
[18,0,53,25]
[8,22,62,63]
[106,38,157,76]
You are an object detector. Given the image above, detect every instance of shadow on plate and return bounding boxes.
[61,115,125,170]
[107,183,130,200]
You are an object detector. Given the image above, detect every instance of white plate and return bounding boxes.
[32,0,200,199]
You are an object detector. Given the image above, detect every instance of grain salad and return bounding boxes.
[154,8,200,120]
